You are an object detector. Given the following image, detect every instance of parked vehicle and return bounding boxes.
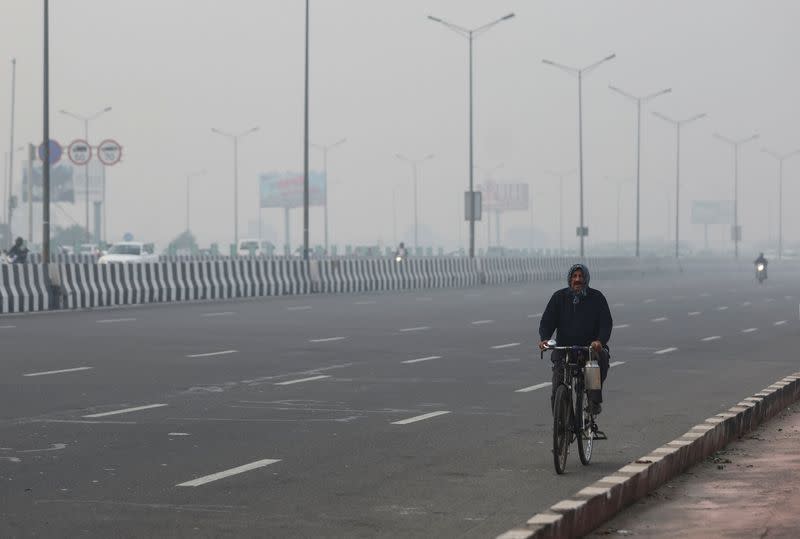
[98,242,157,264]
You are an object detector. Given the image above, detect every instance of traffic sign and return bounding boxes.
[38,139,62,164]
[123,232,134,241]
[97,139,122,165]
[67,139,92,166]
[576,226,589,237]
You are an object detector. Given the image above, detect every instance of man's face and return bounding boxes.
[570,269,585,293]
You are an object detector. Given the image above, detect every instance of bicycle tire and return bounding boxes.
[552,384,571,474]
[575,387,594,465]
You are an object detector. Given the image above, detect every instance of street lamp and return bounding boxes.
[652,111,707,258]
[211,126,259,251]
[609,85,671,257]
[395,153,435,253]
[604,176,633,251]
[428,12,515,258]
[59,106,112,243]
[545,169,575,255]
[475,163,503,247]
[713,132,758,260]
[543,53,616,257]
[185,169,207,233]
[311,138,346,254]
[762,147,800,260]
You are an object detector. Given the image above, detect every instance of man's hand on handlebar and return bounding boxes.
[539,340,549,351]
[591,340,603,353]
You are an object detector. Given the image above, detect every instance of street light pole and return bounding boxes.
[609,85,671,257]
[303,0,310,260]
[428,12,515,258]
[42,0,51,263]
[59,106,112,243]
[211,126,259,252]
[604,176,633,250]
[653,112,706,258]
[545,169,576,255]
[713,132,759,260]
[543,54,616,257]
[7,58,16,234]
[762,148,800,260]
[185,169,206,232]
[311,138,346,254]
[396,153,434,253]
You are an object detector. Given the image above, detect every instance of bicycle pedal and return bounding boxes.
[593,430,608,440]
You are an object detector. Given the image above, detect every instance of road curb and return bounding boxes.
[497,371,800,539]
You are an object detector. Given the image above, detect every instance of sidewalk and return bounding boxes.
[586,402,800,538]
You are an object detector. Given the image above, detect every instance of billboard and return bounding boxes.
[478,181,529,211]
[259,171,326,209]
[21,161,75,203]
[691,200,734,225]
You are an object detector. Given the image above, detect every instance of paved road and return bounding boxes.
[1,266,798,538]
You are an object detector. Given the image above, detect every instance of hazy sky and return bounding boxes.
[2,1,799,254]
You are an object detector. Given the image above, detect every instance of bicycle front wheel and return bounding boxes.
[552,384,571,474]
[575,388,594,465]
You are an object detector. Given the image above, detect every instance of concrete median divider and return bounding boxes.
[0,263,51,313]
[496,371,800,539]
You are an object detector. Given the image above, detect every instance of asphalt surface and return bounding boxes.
[1,264,798,538]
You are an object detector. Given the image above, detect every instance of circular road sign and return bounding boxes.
[97,139,122,165]
[67,139,92,166]
[38,139,63,164]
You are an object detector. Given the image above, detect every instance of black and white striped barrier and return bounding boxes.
[0,263,51,313]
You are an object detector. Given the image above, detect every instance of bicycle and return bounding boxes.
[541,340,607,474]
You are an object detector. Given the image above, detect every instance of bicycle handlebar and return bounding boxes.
[540,344,596,360]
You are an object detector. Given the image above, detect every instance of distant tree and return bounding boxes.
[167,230,198,255]
[52,224,90,248]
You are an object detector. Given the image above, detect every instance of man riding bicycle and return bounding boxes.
[538,263,613,415]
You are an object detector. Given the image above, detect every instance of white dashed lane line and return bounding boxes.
[201,312,235,317]
[309,337,346,343]
[402,356,441,364]
[96,318,137,324]
[391,411,451,425]
[614,324,630,329]
[609,361,626,367]
[701,336,722,342]
[651,317,668,323]
[515,382,551,393]
[716,306,729,311]
[527,313,542,319]
[354,300,377,305]
[471,320,494,325]
[654,347,678,355]
[274,375,330,386]
[24,366,93,377]
[287,306,312,311]
[83,403,168,418]
[741,328,758,334]
[644,298,656,304]
[774,320,787,326]
[491,342,521,350]
[399,326,431,333]
[741,302,751,307]
[0,325,16,329]
[612,303,625,308]
[186,350,238,358]
[176,459,281,487]
[688,312,702,317]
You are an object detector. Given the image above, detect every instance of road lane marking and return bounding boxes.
[654,347,678,355]
[83,403,168,418]
[391,411,451,425]
[177,459,281,487]
[786,295,794,300]
[354,301,376,305]
[716,306,729,311]
[515,382,551,393]
[0,325,16,329]
[275,375,330,386]
[644,298,656,304]
[612,303,625,307]
[700,292,711,297]
[527,313,542,319]
[24,366,93,377]
[742,302,751,307]
[202,312,235,317]
[651,317,668,322]
[402,356,441,364]
[168,432,191,436]
[471,320,494,325]
[688,312,702,316]
[774,320,787,326]
[309,337,346,343]
[609,361,626,367]
[614,324,630,329]
[765,298,775,302]
[399,326,430,332]
[96,318,137,324]
[491,342,521,350]
[287,306,312,311]
[186,350,238,358]
[741,328,758,333]
[701,336,721,342]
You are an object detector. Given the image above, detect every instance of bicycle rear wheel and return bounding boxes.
[552,384,571,474]
[575,388,594,465]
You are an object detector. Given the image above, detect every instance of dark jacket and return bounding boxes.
[539,287,613,347]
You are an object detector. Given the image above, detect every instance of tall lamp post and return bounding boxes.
[311,138,346,254]
[185,169,206,232]
[543,53,616,257]
[652,111,706,258]
[713,132,758,260]
[395,153,434,253]
[604,176,633,250]
[211,126,259,251]
[608,85,671,257]
[762,147,800,260]
[428,12,515,258]
[545,169,575,255]
[59,106,112,243]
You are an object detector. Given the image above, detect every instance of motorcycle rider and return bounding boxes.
[395,242,408,260]
[754,252,768,276]
[538,263,613,415]
[6,237,28,263]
